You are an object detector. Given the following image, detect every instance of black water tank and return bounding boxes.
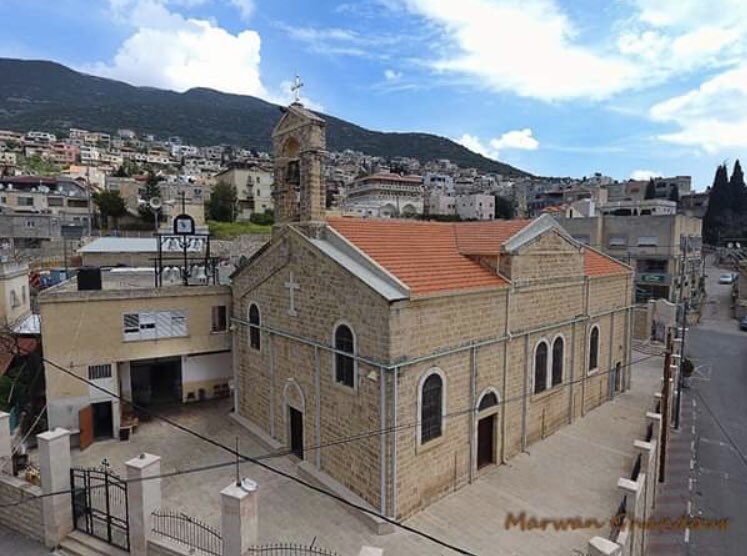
[77,267,102,291]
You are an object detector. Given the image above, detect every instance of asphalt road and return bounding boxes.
[680,264,747,555]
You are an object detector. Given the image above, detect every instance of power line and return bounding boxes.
[27,351,658,553]
[39,357,477,556]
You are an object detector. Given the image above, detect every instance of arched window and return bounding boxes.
[534,341,548,394]
[589,326,600,371]
[248,304,261,351]
[334,324,355,388]
[421,373,443,443]
[478,391,499,411]
[552,337,564,386]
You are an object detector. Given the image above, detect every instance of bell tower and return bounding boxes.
[271,100,326,229]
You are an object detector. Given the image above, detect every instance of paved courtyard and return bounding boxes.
[68,353,661,556]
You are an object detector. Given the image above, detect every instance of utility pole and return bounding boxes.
[660,330,673,483]
[674,237,688,429]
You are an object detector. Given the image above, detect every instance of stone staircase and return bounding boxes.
[53,530,129,556]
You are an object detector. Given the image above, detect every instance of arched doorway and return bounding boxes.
[476,390,500,469]
[283,379,305,460]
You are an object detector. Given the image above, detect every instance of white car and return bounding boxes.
[719,273,736,284]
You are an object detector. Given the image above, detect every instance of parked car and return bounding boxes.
[719,273,736,284]
[740,316,747,331]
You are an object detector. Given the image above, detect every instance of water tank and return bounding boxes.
[77,267,102,291]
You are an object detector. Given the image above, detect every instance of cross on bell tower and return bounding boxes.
[290,74,304,104]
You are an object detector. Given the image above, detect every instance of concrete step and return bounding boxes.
[57,530,129,556]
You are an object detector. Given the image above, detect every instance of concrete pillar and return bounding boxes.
[221,479,258,556]
[588,536,622,556]
[125,453,161,556]
[618,477,642,556]
[0,412,11,474]
[38,428,73,548]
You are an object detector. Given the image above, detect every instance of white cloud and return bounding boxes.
[227,0,254,20]
[86,0,268,97]
[384,69,402,81]
[457,134,494,158]
[630,169,661,180]
[399,0,641,101]
[650,64,747,151]
[489,128,539,152]
[457,128,539,159]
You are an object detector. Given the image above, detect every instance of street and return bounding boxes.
[651,260,747,555]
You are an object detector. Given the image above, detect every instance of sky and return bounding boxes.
[2,0,747,189]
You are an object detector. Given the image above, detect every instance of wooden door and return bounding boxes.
[79,405,94,450]
[477,415,495,469]
[289,407,304,460]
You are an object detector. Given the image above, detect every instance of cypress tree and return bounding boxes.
[704,164,730,245]
[729,159,746,213]
[644,178,656,199]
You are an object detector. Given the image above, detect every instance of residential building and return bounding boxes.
[231,103,634,520]
[0,261,31,327]
[342,172,424,217]
[456,193,495,220]
[680,190,709,219]
[40,267,232,443]
[214,163,274,219]
[558,206,703,304]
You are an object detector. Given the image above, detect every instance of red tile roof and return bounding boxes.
[584,248,630,277]
[454,219,533,255]
[328,218,509,295]
[327,217,630,296]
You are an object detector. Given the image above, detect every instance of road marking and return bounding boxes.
[692,425,696,435]
[687,501,692,515]
[693,399,697,408]
[691,440,695,452]
[690,459,695,470]
[689,478,693,491]
[684,527,690,543]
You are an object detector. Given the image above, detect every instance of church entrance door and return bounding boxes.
[477,414,496,469]
[289,407,304,460]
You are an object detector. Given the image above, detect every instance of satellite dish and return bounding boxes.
[149,197,162,210]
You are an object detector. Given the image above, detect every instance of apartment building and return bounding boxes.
[342,172,424,217]
[39,267,232,444]
[558,205,703,304]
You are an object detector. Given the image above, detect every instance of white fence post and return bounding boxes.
[37,428,73,548]
[0,412,11,474]
[221,479,258,556]
[125,453,161,556]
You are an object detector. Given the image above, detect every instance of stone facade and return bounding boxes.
[232,103,634,521]
[0,474,44,542]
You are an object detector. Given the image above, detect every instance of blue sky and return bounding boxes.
[2,0,747,189]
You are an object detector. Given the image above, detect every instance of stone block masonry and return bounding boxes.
[0,474,44,542]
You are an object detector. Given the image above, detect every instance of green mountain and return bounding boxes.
[0,58,528,176]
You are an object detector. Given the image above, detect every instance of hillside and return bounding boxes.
[0,58,529,176]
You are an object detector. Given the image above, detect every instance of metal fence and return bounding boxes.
[151,509,223,556]
[247,543,342,556]
[609,495,627,541]
[630,453,642,481]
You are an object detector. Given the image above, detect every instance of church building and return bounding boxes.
[231,102,635,521]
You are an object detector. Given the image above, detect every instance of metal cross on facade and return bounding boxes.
[285,271,300,316]
[291,74,304,103]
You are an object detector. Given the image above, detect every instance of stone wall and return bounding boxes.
[0,474,44,542]
[148,537,194,556]
[232,228,390,511]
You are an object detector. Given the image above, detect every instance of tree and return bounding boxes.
[494,195,515,219]
[207,181,238,222]
[729,159,746,213]
[93,190,127,229]
[138,170,163,223]
[644,178,656,200]
[703,163,730,245]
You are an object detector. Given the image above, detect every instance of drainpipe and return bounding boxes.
[391,366,399,519]
[468,345,477,483]
[378,365,386,515]
[314,346,321,470]
[268,332,276,438]
[501,287,511,463]
[521,334,529,452]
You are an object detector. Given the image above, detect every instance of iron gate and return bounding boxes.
[70,466,130,551]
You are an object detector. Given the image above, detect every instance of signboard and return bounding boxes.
[173,213,195,235]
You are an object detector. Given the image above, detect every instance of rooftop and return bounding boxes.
[327,217,630,296]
